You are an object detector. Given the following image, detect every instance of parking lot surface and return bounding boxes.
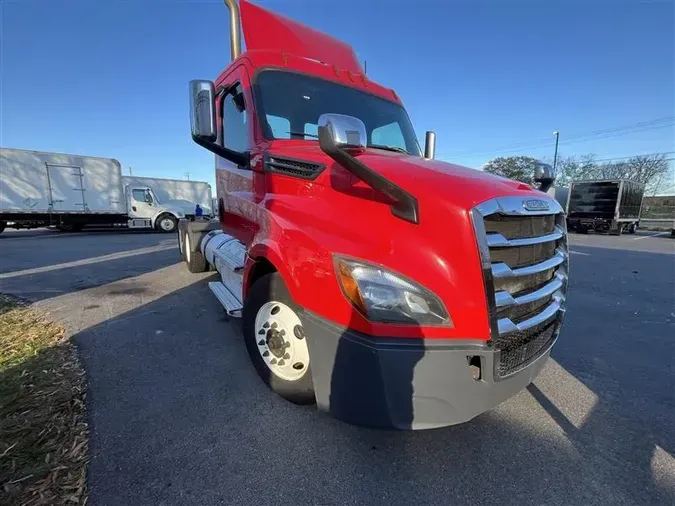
[1,228,674,505]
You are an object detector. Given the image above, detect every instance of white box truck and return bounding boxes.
[0,148,209,234]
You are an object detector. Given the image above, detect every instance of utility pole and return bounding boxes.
[552,131,560,174]
[364,60,367,75]
[128,166,133,176]
[185,172,190,181]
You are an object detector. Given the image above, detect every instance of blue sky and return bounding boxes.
[2,0,673,188]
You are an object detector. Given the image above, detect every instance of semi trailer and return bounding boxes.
[0,148,209,233]
[179,0,569,429]
[566,179,645,235]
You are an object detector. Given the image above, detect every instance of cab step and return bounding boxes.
[208,281,243,317]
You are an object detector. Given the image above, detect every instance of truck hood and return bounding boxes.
[358,150,538,211]
[269,144,540,212]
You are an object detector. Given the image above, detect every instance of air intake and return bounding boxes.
[264,154,325,180]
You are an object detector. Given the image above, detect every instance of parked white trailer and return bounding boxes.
[121,176,213,217]
[0,148,191,233]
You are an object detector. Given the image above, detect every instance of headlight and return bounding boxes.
[335,256,451,326]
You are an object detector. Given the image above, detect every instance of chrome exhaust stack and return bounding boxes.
[223,0,242,60]
[424,131,436,160]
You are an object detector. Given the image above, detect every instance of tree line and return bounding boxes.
[482,153,673,195]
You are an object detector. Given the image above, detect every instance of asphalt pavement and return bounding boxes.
[1,228,673,505]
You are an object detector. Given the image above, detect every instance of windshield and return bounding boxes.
[254,70,421,156]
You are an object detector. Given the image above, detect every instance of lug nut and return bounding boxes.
[258,340,265,346]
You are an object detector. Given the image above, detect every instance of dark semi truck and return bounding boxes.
[566,179,645,235]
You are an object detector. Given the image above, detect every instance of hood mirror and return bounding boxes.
[534,162,555,193]
[317,114,367,151]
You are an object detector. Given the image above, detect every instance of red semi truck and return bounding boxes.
[179,0,569,429]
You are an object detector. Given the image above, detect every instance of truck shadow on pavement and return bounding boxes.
[68,243,673,506]
[0,248,179,302]
[0,230,174,274]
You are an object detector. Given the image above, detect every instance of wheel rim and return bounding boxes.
[254,301,309,382]
[160,218,174,231]
[185,234,191,263]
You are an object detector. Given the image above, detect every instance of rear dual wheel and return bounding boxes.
[242,273,315,404]
[183,232,207,273]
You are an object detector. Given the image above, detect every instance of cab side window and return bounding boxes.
[222,83,249,153]
[132,189,147,202]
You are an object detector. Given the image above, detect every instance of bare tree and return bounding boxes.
[597,154,671,195]
[539,153,672,195]
[546,154,598,187]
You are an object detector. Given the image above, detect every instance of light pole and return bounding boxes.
[553,131,560,174]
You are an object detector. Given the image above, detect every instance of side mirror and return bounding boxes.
[318,114,367,151]
[424,131,436,159]
[534,162,555,192]
[189,80,248,167]
[189,80,217,142]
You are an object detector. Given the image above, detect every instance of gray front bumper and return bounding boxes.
[303,311,551,430]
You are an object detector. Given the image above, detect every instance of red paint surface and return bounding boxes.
[240,0,363,74]
[209,1,544,341]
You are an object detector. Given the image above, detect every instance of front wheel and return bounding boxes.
[242,273,315,405]
[156,214,177,233]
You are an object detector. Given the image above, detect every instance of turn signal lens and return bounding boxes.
[337,260,367,314]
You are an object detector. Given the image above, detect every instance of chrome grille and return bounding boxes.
[472,196,568,378]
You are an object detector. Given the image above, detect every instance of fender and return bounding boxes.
[150,209,180,228]
[245,241,299,302]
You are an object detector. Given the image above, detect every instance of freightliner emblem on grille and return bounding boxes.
[523,199,550,211]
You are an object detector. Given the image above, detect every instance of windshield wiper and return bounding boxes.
[367,144,409,154]
[286,131,319,138]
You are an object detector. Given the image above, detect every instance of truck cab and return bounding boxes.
[125,185,185,232]
[179,0,569,429]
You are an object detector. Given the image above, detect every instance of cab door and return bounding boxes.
[215,64,259,245]
[127,187,155,218]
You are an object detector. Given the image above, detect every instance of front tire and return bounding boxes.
[156,214,177,233]
[243,273,315,405]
